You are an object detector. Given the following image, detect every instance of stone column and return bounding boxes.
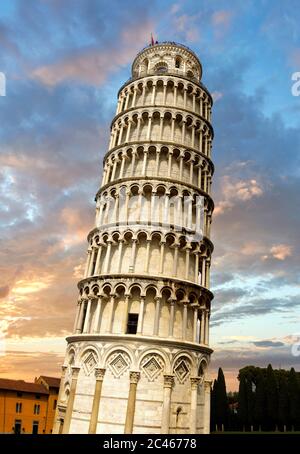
[159,116,164,141]
[163,83,167,105]
[167,150,173,177]
[146,115,152,140]
[153,297,161,335]
[52,365,67,434]
[173,243,179,277]
[124,92,130,110]
[189,159,194,184]
[161,375,174,434]
[203,380,212,434]
[136,117,142,141]
[181,120,186,145]
[87,247,96,276]
[182,301,188,340]
[183,88,187,109]
[119,153,126,178]
[194,252,199,283]
[155,150,160,174]
[103,240,112,274]
[151,83,156,104]
[159,241,165,274]
[192,92,196,111]
[171,117,175,142]
[76,299,85,333]
[205,310,210,345]
[136,296,145,334]
[201,257,206,286]
[193,305,199,342]
[93,296,103,333]
[185,247,190,280]
[72,301,81,333]
[132,88,137,107]
[168,300,175,337]
[125,121,132,144]
[173,85,177,106]
[129,238,137,273]
[142,149,148,175]
[144,239,151,273]
[83,297,92,333]
[88,368,106,434]
[190,377,200,433]
[200,309,205,344]
[124,371,140,434]
[117,239,124,273]
[62,366,80,434]
[106,295,116,333]
[131,150,137,176]
[179,154,184,179]
[122,294,130,333]
[197,163,202,189]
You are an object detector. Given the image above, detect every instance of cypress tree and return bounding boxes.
[246,375,254,430]
[278,374,289,431]
[288,367,300,430]
[265,364,278,430]
[210,379,217,432]
[253,370,265,431]
[215,367,228,431]
[238,373,248,431]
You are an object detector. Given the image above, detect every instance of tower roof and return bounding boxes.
[131,41,203,81]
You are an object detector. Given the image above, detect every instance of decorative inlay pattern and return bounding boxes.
[107,351,130,378]
[83,351,97,376]
[141,354,164,381]
[174,358,191,383]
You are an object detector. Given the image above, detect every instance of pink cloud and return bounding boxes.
[30,21,154,86]
[214,176,263,216]
[270,244,292,260]
[211,10,234,38]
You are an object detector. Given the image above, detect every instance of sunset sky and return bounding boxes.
[0,0,300,391]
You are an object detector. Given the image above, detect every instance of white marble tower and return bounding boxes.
[54,41,214,434]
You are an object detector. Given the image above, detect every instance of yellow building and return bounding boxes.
[0,376,60,434]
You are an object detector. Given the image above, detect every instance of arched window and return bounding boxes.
[175,57,181,69]
[155,61,168,74]
[187,70,194,79]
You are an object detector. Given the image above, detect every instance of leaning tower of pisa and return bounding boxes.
[53,42,214,434]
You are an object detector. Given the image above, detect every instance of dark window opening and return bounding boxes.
[14,420,21,434]
[32,421,39,435]
[53,399,57,410]
[126,314,138,334]
[17,392,22,397]
[35,394,40,399]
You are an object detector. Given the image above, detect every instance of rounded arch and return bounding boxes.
[78,344,101,364]
[102,345,135,369]
[198,357,209,377]
[138,348,170,374]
